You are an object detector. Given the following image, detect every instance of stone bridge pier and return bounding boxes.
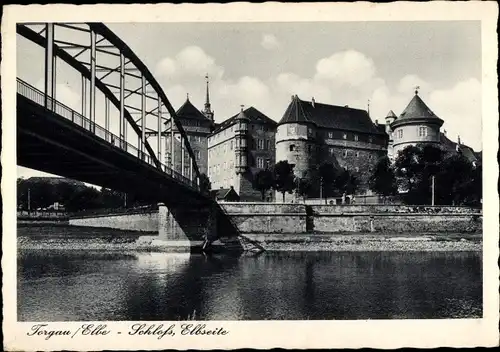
[152,203,218,251]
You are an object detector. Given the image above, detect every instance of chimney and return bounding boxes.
[375,119,379,126]
[457,135,461,145]
[311,97,315,107]
[344,105,349,108]
[444,129,447,136]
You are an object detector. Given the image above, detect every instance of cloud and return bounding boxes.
[429,78,482,150]
[152,47,481,151]
[155,46,224,80]
[261,34,280,50]
[315,50,377,87]
[397,74,430,94]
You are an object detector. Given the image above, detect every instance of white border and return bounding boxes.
[2,2,499,350]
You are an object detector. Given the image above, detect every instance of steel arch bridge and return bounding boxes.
[17,22,206,203]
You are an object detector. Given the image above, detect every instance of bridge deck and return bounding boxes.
[17,81,209,206]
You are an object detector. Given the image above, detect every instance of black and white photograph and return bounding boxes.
[2,2,499,350]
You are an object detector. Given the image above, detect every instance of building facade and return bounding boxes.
[164,95,214,178]
[208,106,277,201]
[275,95,388,199]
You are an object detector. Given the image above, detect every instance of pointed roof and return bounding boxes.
[279,95,314,125]
[234,106,250,121]
[386,110,397,118]
[176,98,211,121]
[278,95,384,134]
[399,92,439,120]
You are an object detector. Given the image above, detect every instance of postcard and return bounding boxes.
[2,2,499,350]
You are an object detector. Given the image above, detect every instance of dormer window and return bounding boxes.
[398,129,403,139]
[354,134,359,141]
[343,133,347,140]
[289,144,296,152]
[328,132,333,139]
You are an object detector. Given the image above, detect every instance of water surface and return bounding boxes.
[18,250,482,320]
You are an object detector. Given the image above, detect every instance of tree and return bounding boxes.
[199,173,212,196]
[318,162,337,204]
[272,160,296,202]
[335,169,358,197]
[253,169,274,201]
[394,144,446,205]
[434,153,476,205]
[369,156,397,202]
[296,176,313,202]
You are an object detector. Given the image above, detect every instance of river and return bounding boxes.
[18,249,481,320]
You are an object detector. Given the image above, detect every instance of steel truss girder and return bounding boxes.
[17,24,161,170]
[18,22,202,181]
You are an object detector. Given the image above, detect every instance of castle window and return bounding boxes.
[343,133,347,140]
[343,150,348,158]
[354,134,359,141]
[258,139,264,150]
[195,150,200,161]
[288,125,297,135]
[290,144,296,151]
[328,132,333,139]
[230,140,234,150]
[398,129,403,139]
[418,126,428,137]
[266,139,271,150]
[257,157,265,169]
[329,147,334,156]
[355,152,359,158]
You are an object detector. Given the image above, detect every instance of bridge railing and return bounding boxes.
[17,78,199,191]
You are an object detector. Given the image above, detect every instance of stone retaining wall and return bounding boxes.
[69,211,158,232]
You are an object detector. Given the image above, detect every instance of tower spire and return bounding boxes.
[203,73,214,121]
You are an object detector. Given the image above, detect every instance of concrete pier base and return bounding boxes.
[157,202,218,251]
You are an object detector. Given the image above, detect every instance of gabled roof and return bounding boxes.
[279,95,384,135]
[440,133,479,164]
[176,98,211,121]
[211,187,240,201]
[399,93,439,120]
[213,106,277,134]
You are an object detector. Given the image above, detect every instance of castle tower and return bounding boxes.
[275,95,317,179]
[234,105,249,174]
[390,89,444,156]
[202,74,214,121]
[385,110,397,160]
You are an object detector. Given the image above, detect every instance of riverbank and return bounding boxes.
[17,225,482,252]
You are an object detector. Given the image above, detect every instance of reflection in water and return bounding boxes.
[18,250,482,321]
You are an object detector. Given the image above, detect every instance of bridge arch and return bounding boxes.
[17,22,201,183]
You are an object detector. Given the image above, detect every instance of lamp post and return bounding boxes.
[431,175,435,206]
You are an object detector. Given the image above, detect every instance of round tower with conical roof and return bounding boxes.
[390,90,444,157]
[234,106,249,174]
[275,95,317,179]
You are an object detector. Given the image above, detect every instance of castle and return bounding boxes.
[166,78,479,202]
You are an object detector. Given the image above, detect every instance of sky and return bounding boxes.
[17,20,482,179]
